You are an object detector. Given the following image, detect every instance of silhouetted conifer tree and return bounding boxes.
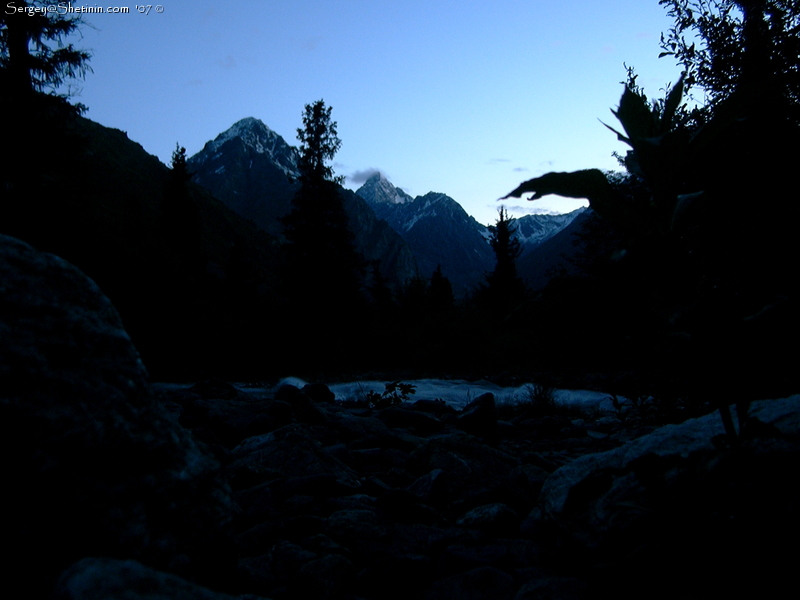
[1,1,92,246]
[366,260,395,309]
[169,144,191,182]
[480,206,525,315]
[283,100,363,302]
[162,143,202,268]
[281,100,364,363]
[164,144,196,223]
[0,1,91,108]
[428,264,455,312]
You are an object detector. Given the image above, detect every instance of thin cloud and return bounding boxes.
[217,55,237,69]
[303,35,324,51]
[348,168,383,185]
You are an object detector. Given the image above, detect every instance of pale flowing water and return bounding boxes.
[281,378,614,412]
[156,378,616,412]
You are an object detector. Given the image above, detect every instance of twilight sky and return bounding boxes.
[70,0,684,225]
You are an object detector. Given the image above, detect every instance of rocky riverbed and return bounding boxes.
[4,234,800,599]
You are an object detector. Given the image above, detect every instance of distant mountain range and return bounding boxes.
[355,172,585,295]
[189,117,586,297]
[515,210,587,250]
[355,173,494,297]
[187,118,418,288]
[517,208,595,290]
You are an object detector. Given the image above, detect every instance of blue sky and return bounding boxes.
[71,0,684,225]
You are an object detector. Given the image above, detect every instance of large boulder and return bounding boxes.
[456,392,498,439]
[0,236,233,595]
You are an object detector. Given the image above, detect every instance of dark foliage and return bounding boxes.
[295,99,345,185]
[503,0,800,401]
[658,0,800,123]
[0,0,91,109]
[282,181,363,304]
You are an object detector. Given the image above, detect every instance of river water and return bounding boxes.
[156,378,616,413]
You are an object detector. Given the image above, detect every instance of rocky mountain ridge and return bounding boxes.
[192,117,301,178]
[514,208,586,249]
[356,176,494,297]
[188,118,418,289]
[356,172,585,296]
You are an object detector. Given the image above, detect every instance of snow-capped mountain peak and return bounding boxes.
[356,172,413,205]
[194,117,300,178]
[513,208,586,247]
[356,178,495,296]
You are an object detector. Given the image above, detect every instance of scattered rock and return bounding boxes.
[190,379,241,400]
[406,432,520,509]
[411,398,459,417]
[327,509,387,542]
[513,576,590,600]
[457,393,498,439]
[303,382,336,404]
[425,566,515,600]
[456,503,520,532]
[54,557,266,600]
[228,424,361,491]
[293,553,355,599]
[378,406,446,435]
[274,384,326,424]
[237,540,317,591]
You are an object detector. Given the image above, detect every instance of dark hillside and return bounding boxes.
[1,104,281,378]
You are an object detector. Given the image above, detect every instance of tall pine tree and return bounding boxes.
[1,1,92,251]
[1,0,92,107]
[480,206,525,316]
[280,100,364,363]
